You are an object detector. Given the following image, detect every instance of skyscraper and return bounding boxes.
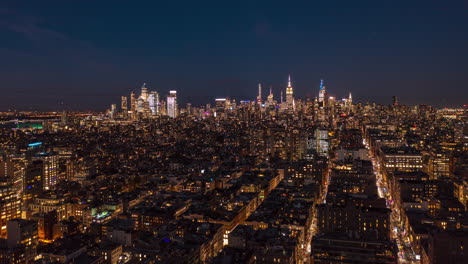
[121,96,128,114]
[32,153,58,191]
[257,83,262,105]
[286,74,294,105]
[167,90,177,118]
[140,83,149,101]
[266,86,274,105]
[0,178,21,238]
[130,92,136,112]
[148,91,160,116]
[318,79,325,106]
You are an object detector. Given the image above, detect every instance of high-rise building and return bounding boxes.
[310,128,330,157]
[130,92,136,113]
[0,158,24,195]
[392,96,399,106]
[2,219,39,264]
[110,104,117,119]
[0,178,21,238]
[286,74,293,105]
[23,161,43,206]
[32,153,59,191]
[7,218,38,250]
[318,79,326,107]
[148,91,160,116]
[257,83,262,105]
[140,83,148,101]
[167,91,178,118]
[266,86,274,105]
[121,96,128,116]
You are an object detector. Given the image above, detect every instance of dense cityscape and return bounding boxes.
[0,76,466,264]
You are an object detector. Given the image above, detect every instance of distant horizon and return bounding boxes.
[0,91,465,113]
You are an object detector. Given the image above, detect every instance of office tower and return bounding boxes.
[167,90,177,118]
[148,91,160,116]
[392,95,399,106]
[427,151,451,179]
[0,157,24,195]
[286,74,293,104]
[32,153,59,191]
[23,161,43,206]
[318,79,325,106]
[266,86,274,105]
[309,128,330,157]
[140,83,148,101]
[121,96,128,117]
[0,179,21,238]
[110,104,117,119]
[257,83,262,105]
[130,92,136,112]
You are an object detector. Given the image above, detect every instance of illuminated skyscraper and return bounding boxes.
[0,179,21,238]
[318,79,325,106]
[32,154,58,191]
[130,92,136,112]
[257,83,262,105]
[110,104,117,119]
[286,74,294,104]
[148,91,160,116]
[121,96,128,114]
[140,83,148,101]
[167,90,177,118]
[266,86,274,105]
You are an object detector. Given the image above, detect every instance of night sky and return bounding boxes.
[0,0,467,110]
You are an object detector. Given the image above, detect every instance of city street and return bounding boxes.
[364,139,419,264]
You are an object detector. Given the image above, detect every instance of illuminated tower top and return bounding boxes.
[286,74,293,95]
[286,74,294,104]
[257,83,262,104]
[319,79,326,104]
[140,83,148,101]
[267,86,274,103]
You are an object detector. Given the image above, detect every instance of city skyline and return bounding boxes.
[1,0,467,110]
[1,74,465,112]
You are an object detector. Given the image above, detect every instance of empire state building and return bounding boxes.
[286,74,294,104]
